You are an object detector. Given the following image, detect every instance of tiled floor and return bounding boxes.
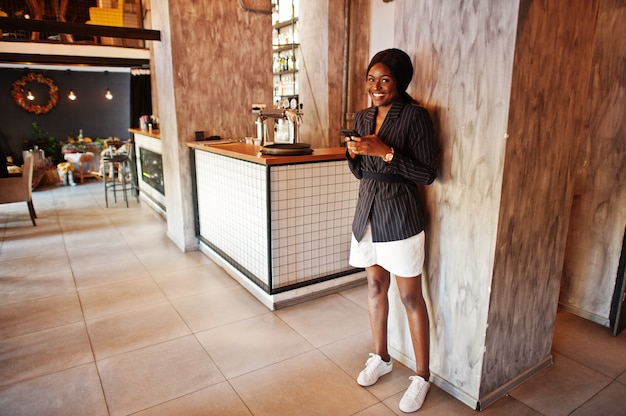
[1,181,625,416]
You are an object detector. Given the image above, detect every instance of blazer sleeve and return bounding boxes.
[387,105,437,184]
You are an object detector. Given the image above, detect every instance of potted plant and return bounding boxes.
[22,121,62,165]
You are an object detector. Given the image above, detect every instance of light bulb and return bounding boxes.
[105,89,113,100]
[68,90,76,101]
[27,90,35,100]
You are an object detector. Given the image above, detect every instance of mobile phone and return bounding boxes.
[341,129,359,140]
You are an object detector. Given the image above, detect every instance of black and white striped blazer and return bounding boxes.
[347,100,437,242]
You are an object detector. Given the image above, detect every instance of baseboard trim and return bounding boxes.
[558,303,610,327]
[477,355,553,410]
[388,347,553,411]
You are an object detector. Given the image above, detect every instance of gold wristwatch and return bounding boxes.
[384,147,394,163]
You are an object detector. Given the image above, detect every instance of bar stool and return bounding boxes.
[102,147,138,208]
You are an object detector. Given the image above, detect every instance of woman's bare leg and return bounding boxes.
[365,265,391,362]
[395,274,430,380]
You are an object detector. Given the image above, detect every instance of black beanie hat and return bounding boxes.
[367,48,414,94]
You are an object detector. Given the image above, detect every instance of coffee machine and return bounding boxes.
[252,106,303,145]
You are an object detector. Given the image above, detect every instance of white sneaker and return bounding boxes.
[357,353,392,386]
[399,375,430,413]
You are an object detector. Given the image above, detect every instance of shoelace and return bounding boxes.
[362,353,381,377]
[405,376,426,398]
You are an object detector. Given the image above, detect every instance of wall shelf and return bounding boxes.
[272,0,299,108]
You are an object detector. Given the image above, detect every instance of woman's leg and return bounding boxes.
[395,274,430,380]
[365,265,391,362]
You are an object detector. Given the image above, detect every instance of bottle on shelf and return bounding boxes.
[273,0,299,104]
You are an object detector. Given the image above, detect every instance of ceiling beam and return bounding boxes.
[0,17,160,41]
[0,52,149,67]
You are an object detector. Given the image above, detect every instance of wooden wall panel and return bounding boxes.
[167,1,272,140]
[560,0,626,325]
[297,1,331,147]
[346,0,371,131]
[297,0,367,148]
[484,0,599,399]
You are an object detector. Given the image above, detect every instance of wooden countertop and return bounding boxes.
[128,128,161,139]
[187,141,347,165]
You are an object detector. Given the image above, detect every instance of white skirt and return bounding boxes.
[349,223,425,277]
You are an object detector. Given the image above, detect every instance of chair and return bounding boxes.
[0,153,37,226]
[101,144,138,208]
[86,0,125,27]
[64,152,95,183]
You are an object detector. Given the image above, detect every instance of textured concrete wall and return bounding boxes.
[378,0,622,408]
[150,0,272,251]
[390,1,518,404]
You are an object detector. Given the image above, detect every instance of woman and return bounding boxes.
[345,48,437,413]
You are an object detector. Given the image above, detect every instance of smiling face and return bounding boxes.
[367,62,399,110]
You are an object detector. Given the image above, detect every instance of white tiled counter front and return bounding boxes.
[190,142,365,309]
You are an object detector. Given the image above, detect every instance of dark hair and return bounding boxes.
[367,48,417,104]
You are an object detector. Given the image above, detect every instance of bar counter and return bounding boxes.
[188,140,365,309]
[186,141,347,165]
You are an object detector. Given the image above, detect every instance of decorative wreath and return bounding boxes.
[11,72,59,115]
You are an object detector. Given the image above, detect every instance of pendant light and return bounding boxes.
[67,69,77,101]
[104,70,113,100]
[22,67,35,100]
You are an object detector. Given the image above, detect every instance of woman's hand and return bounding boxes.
[345,134,391,159]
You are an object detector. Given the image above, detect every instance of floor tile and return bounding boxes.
[0,268,76,307]
[171,285,268,333]
[229,349,378,416]
[196,313,315,379]
[320,331,414,401]
[132,382,253,416]
[0,292,83,340]
[122,230,180,258]
[0,208,43,230]
[480,395,542,415]
[0,252,73,276]
[0,322,93,387]
[275,293,371,347]
[97,335,224,416]
[352,403,397,416]
[137,249,214,274]
[72,256,151,290]
[66,239,138,269]
[383,383,476,416]
[552,311,626,378]
[0,182,622,416]
[0,231,65,262]
[62,228,125,251]
[570,380,626,416]
[151,263,239,299]
[78,276,168,319]
[0,364,108,416]
[57,213,111,227]
[339,283,369,311]
[86,302,191,359]
[114,217,165,239]
[509,352,612,416]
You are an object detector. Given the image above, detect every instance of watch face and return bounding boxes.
[290,98,297,109]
